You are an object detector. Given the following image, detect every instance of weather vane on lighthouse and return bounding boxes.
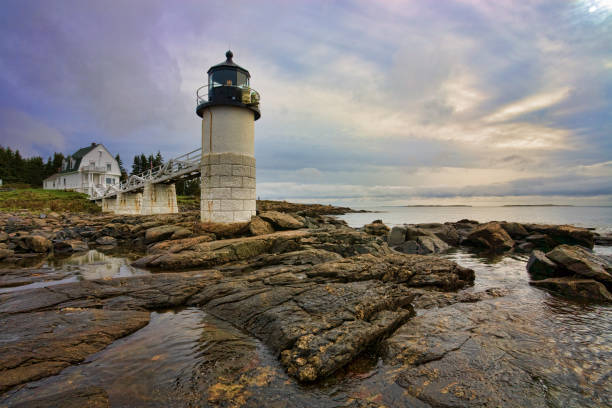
[196,50,261,223]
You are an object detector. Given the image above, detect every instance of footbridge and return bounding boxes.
[91,148,202,215]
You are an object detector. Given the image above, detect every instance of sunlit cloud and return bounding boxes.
[0,0,610,204]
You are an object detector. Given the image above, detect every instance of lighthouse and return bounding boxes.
[196,50,261,223]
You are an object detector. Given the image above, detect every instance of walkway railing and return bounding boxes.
[91,147,202,200]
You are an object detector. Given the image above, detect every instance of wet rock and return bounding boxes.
[383,302,562,407]
[147,234,215,254]
[95,236,117,246]
[0,232,8,242]
[388,226,407,246]
[465,222,514,252]
[144,225,185,244]
[530,277,612,302]
[416,235,449,254]
[524,224,594,249]
[9,386,110,408]
[595,233,612,246]
[526,250,558,278]
[134,230,309,270]
[363,220,389,236]
[394,240,419,254]
[170,227,192,240]
[0,273,221,314]
[195,278,415,383]
[500,221,529,239]
[258,211,304,230]
[307,253,474,291]
[0,268,72,289]
[546,245,612,284]
[53,239,88,253]
[0,309,150,392]
[516,241,535,252]
[249,216,275,236]
[525,233,557,251]
[17,235,52,253]
[417,223,460,246]
[0,248,14,260]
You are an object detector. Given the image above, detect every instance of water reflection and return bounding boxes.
[0,250,149,293]
[47,249,150,280]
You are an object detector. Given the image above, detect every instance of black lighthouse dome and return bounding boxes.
[196,50,260,120]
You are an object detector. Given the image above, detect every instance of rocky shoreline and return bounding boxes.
[0,203,611,407]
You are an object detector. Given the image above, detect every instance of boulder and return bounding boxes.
[394,240,419,254]
[54,239,88,253]
[464,222,514,252]
[416,235,449,254]
[170,227,192,240]
[95,236,117,246]
[23,235,52,253]
[363,220,390,236]
[516,241,535,252]
[144,225,185,244]
[249,216,275,236]
[500,222,529,239]
[430,224,460,246]
[546,245,612,284]
[388,226,407,246]
[0,232,8,242]
[526,250,558,278]
[524,224,594,249]
[258,211,304,230]
[530,277,612,302]
[594,234,612,246]
[525,234,557,251]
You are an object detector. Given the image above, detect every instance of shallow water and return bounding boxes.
[2,246,610,407]
[0,250,149,293]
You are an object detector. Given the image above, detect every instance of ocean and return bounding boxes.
[339,205,612,234]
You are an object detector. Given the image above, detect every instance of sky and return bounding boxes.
[0,0,611,206]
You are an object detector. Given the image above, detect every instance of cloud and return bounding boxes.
[0,108,66,157]
[0,0,610,204]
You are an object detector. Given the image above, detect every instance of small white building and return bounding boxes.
[43,143,121,197]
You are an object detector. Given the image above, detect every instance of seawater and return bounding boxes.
[339,205,612,233]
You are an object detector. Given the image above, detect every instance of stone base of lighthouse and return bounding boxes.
[200,152,256,223]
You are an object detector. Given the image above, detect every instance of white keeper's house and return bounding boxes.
[43,143,121,197]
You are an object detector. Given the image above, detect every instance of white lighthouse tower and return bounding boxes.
[196,50,261,223]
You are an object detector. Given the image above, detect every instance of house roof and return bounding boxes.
[60,143,99,173]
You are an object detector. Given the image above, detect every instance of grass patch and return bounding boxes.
[0,189,101,213]
[177,195,199,210]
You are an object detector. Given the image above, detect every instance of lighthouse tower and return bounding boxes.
[196,50,261,223]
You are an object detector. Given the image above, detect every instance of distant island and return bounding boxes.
[403,205,472,207]
[502,204,574,207]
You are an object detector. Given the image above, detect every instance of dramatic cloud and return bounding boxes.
[0,0,610,204]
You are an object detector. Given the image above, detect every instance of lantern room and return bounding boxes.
[196,50,261,120]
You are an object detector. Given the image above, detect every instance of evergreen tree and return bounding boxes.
[115,154,127,182]
[140,154,148,173]
[154,151,163,167]
[131,155,140,175]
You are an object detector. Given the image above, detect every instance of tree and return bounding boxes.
[131,155,140,175]
[115,154,127,182]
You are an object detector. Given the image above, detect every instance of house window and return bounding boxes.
[63,178,66,186]
[106,163,111,171]
[106,178,112,184]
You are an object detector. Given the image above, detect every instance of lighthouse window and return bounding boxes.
[210,69,237,87]
[237,72,248,87]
